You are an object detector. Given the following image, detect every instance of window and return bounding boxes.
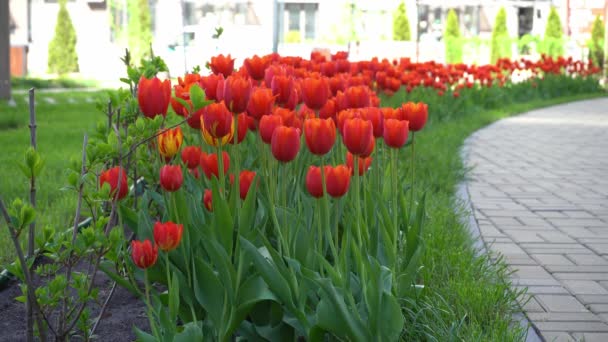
[284,3,318,42]
[304,6,316,39]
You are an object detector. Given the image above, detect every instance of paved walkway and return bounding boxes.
[462,98,608,342]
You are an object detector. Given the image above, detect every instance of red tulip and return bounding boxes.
[200,151,230,180]
[346,152,373,176]
[259,115,284,144]
[244,55,271,81]
[209,54,235,77]
[273,107,298,127]
[271,126,300,162]
[157,127,183,159]
[202,101,233,139]
[383,119,409,148]
[138,76,171,118]
[186,107,204,129]
[239,170,257,200]
[304,118,336,155]
[230,113,250,144]
[199,74,224,101]
[247,87,275,120]
[271,75,294,105]
[131,240,158,269]
[343,86,371,109]
[400,102,428,131]
[301,77,330,110]
[326,165,351,198]
[203,189,213,211]
[160,165,183,192]
[342,118,373,156]
[153,221,183,252]
[319,98,337,120]
[361,107,384,137]
[99,166,128,201]
[305,166,323,198]
[221,75,252,113]
[181,146,202,169]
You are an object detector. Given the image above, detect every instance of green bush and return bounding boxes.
[588,15,605,68]
[47,0,79,75]
[444,9,462,64]
[491,8,511,63]
[127,0,153,63]
[542,7,564,57]
[393,2,411,41]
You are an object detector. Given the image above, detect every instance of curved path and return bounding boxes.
[462,98,608,342]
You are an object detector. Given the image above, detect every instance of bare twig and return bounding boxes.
[89,281,117,338]
[27,88,36,257]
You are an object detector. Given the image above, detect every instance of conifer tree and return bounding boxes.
[542,7,564,57]
[393,2,411,41]
[491,7,511,64]
[588,15,604,68]
[48,0,79,75]
[444,9,462,64]
[128,0,153,63]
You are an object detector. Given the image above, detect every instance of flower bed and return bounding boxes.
[0,51,602,341]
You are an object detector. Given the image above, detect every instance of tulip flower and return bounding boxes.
[326,165,351,198]
[160,165,183,192]
[239,170,257,200]
[301,77,330,110]
[199,74,224,101]
[203,189,213,211]
[157,127,183,160]
[271,126,300,163]
[400,102,428,132]
[346,152,372,176]
[181,146,202,169]
[209,54,235,77]
[230,113,251,144]
[342,118,374,156]
[247,87,276,120]
[137,76,171,119]
[383,119,409,148]
[304,118,336,155]
[343,85,372,109]
[99,166,128,201]
[271,75,294,105]
[221,75,252,113]
[131,240,158,269]
[361,107,384,138]
[200,151,230,180]
[305,166,324,198]
[259,115,284,144]
[153,221,183,252]
[244,55,270,81]
[202,101,233,139]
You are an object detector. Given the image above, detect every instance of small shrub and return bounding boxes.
[491,8,511,63]
[588,15,605,68]
[47,0,79,75]
[444,9,462,64]
[393,2,411,41]
[542,7,564,57]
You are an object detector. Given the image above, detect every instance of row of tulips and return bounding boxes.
[95,50,601,341]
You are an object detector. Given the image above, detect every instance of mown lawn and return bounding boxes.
[0,90,112,265]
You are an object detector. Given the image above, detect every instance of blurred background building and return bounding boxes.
[6,0,607,80]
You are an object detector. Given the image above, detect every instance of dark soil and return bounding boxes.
[0,266,149,342]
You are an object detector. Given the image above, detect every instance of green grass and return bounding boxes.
[387,92,607,340]
[0,91,112,265]
[11,77,99,90]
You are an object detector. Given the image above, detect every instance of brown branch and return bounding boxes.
[27,88,37,342]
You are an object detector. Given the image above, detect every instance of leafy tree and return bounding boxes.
[588,15,604,68]
[444,9,462,64]
[491,7,511,64]
[542,7,564,57]
[47,0,79,75]
[393,2,411,41]
[127,0,153,63]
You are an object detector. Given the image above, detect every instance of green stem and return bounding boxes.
[320,158,337,262]
[353,156,363,248]
[216,143,225,198]
[144,269,161,339]
[390,148,398,253]
[409,133,416,224]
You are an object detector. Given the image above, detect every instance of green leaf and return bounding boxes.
[378,292,404,342]
[173,322,203,342]
[406,193,426,262]
[224,275,278,337]
[211,179,234,256]
[99,261,141,297]
[238,175,258,239]
[173,97,192,115]
[193,258,225,328]
[133,326,157,342]
[189,84,209,112]
[169,273,180,322]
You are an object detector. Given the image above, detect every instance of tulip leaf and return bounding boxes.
[406,193,426,262]
[211,178,234,257]
[133,326,157,342]
[378,292,404,342]
[173,322,204,342]
[169,273,180,322]
[238,175,257,239]
[193,258,225,328]
[173,97,192,115]
[189,84,211,111]
[203,239,236,302]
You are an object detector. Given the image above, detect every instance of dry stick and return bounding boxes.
[58,135,88,338]
[27,88,37,342]
[0,198,46,342]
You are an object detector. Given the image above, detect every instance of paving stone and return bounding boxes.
[528,312,601,322]
[545,266,608,273]
[512,266,554,279]
[504,230,545,243]
[562,281,608,295]
[517,286,570,295]
[567,254,608,266]
[534,321,608,332]
[571,333,608,342]
[589,305,608,313]
[532,254,575,266]
[489,243,528,256]
[522,297,547,313]
[535,295,588,312]
[577,295,608,305]
[540,332,575,342]
[555,273,608,281]
[587,244,608,255]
